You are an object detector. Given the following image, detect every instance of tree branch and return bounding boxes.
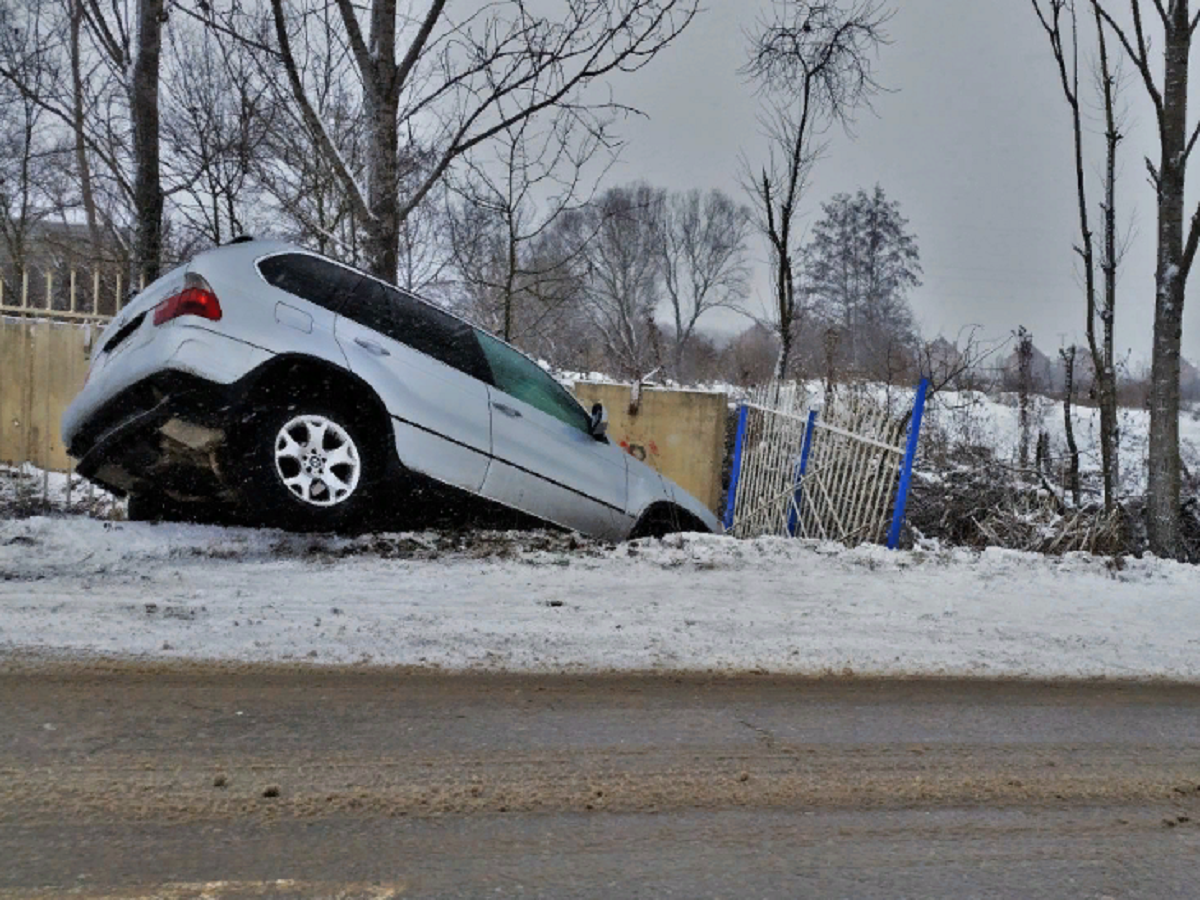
[269,0,372,223]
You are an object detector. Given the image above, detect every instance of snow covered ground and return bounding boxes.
[2,514,1198,681]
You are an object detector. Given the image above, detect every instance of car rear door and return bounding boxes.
[473,329,631,539]
[334,278,493,493]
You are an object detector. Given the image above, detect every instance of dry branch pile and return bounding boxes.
[905,445,1135,557]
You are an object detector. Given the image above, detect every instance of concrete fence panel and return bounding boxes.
[572,382,728,515]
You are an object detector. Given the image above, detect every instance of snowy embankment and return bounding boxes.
[2,515,1198,681]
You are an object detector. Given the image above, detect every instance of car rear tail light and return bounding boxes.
[153,273,222,325]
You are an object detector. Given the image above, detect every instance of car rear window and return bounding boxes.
[257,253,362,313]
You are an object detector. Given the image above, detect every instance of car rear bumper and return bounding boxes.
[62,324,271,452]
[68,370,244,498]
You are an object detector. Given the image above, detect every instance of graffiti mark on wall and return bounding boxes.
[617,438,660,463]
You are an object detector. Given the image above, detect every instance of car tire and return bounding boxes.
[629,504,709,540]
[238,400,380,532]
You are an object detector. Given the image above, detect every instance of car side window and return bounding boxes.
[473,330,590,434]
[344,278,490,382]
[257,253,360,313]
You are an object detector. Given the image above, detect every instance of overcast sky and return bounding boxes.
[608,0,1200,369]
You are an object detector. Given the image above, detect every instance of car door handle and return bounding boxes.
[354,337,390,356]
[491,401,522,419]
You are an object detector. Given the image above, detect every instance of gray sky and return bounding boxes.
[609,0,1200,369]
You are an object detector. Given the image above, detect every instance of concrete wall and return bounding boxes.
[572,382,728,515]
[0,317,95,472]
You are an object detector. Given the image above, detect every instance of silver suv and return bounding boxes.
[61,239,720,539]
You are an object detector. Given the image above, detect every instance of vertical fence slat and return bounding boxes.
[786,410,817,536]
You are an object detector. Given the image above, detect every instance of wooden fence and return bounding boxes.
[1,270,117,490]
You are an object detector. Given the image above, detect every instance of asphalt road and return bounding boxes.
[2,662,1200,899]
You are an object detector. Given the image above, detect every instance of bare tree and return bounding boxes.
[659,188,751,382]
[0,0,170,278]
[161,16,272,249]
[802,183,921,380]
[741,0,891,380]
[1091,0,1198,557]
[1030,0,1121,511]
[0,0,60,277]
[249,0,698,284]
[574,182,667,378]
[249,2,366,261]
[447,107,614,343]
[69,0,102,258]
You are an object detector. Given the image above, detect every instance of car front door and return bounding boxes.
[473,330,632,539]
[334,278,493,493]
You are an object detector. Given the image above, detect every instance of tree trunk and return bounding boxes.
[503,208,518,342]
[1095,8,1120,507]
[131,0,165,285]
[1147,3,1189,558]
[1061,346,1081,506]
[1017,327,1033,469]
[70,0,102,262]
[772,234,795,381]
[363,0,399,283]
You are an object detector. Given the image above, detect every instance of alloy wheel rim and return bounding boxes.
[273,414,361,508]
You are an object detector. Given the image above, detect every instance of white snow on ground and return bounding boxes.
[1,515,1198,680]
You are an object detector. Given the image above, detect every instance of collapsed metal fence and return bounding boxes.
[724,380,928,548]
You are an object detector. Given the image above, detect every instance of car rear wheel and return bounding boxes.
[241,402,380,532]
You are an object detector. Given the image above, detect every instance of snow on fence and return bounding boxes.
[724,380,928,548]
[1,269,118,506]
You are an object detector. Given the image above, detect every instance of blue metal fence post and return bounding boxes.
[886,378,929,549]
[722,404,750,530]
[786,409,818,536]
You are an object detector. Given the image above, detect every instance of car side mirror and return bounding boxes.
[588,402,608,439]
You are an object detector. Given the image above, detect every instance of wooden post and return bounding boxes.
[92,269,100,316]
[20,271,33,479]
[42,272,53,501]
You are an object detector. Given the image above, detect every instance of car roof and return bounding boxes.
[214,240,582,402]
